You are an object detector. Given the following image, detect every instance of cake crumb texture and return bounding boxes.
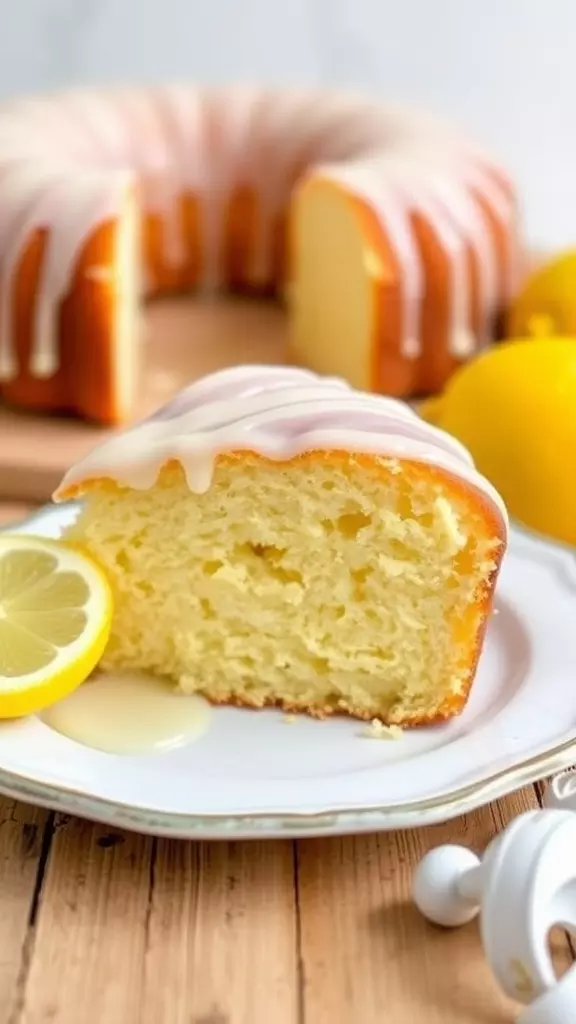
[68,452,503,726]
[364,719,404,740]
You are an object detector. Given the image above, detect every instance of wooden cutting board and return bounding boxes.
[0,297,288,503]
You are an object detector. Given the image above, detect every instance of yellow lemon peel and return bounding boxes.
[0,535,112,718]
[420,337,576,546]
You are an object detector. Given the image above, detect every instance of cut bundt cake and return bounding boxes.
[0,86,522,423]
[54,366,507,726]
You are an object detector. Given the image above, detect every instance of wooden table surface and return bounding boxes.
[0,500,571,1023]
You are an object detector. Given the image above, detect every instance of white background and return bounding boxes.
[0,0,574,250]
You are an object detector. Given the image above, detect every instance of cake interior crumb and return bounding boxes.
[68,455,501,725]
[364,719,404,740]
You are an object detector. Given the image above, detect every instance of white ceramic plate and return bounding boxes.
[0,502,575,839]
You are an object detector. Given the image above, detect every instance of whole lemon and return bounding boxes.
[421,337,576,546]
[507,251,576,339]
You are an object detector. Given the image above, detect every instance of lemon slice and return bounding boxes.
[0,536,113,718]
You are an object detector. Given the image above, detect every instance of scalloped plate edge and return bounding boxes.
[0,737,573,839]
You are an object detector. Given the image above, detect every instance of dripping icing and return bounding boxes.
[55,364,508,530]
[0,86,518,383]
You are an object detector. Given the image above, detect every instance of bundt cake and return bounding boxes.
[0,86,522,424]
[54,365,507,726]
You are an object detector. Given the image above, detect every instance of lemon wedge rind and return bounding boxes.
[0,535,113,718]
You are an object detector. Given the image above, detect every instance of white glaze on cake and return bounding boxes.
[0,85,520,384]
[0,164,129,380]
[55,365,508,531]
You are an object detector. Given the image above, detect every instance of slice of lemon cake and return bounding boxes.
[54,366,507,726]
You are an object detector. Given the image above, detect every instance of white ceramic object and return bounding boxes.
[414,809,576,1023]
[0,502,575,840]
[543,770,576,813]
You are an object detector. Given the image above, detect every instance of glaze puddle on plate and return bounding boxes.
[40,670,210,755]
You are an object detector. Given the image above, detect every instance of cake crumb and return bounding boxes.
[283,714,297,725]
[364,719,403,740]
[434,496,466,551]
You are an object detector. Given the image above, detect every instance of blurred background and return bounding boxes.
[0,0,574,253]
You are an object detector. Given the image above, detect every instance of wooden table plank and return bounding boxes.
[296,788,573,1024]
[141,838,299,1024]
[15,817,299,1024]
[0,801,51,1024]
[0,781,568,1023]
[9,788,571,1024]
[16,815,155,1024]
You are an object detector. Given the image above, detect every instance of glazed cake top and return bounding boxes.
[55,365,507,528]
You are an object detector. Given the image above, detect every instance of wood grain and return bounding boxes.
[16,815,155,1024]
[0,297,288,502]
[0,801,51,1023]
[141,838,299,1024]
[4,789,570,1024]
[14,817,298,1024]
[0,784,568,1023]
